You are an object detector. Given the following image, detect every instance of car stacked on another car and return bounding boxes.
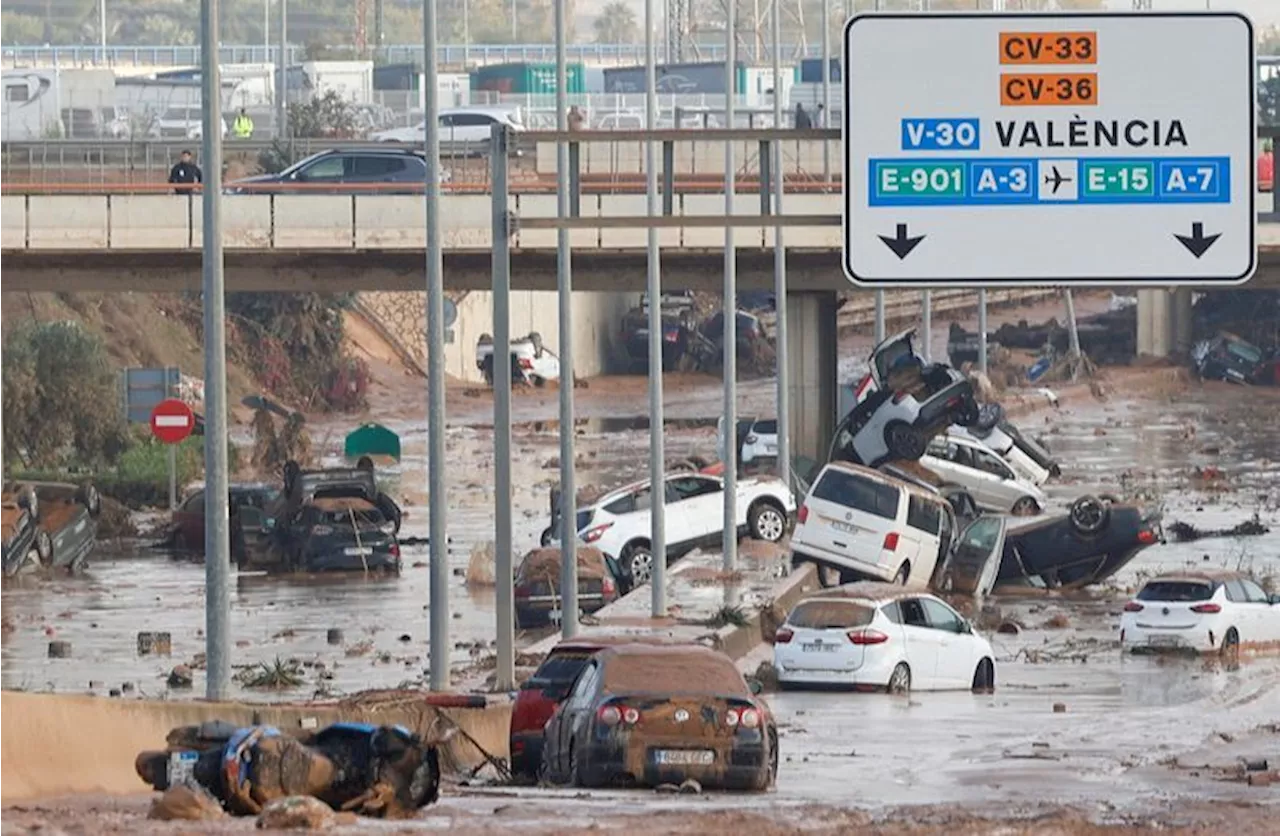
[1119,571,1280,656]
[832,328,981,468]
[922,432,1047,515]
[540,643,778,790]
[542,472,794,589]
[774,584,996,693]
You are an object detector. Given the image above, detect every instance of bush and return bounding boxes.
[2,321,130,469]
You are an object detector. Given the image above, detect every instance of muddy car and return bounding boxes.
[509,636,679,780]
[831,329,980,467]
[1191,332,1270,385]
[250,465,402,573]
[2,486,46,576]
[135,720,440,818]
[541,643,778,791]
[513,546,623,629]
[619,302,698,372]
[31,482,101,573]
[938,496,1164,595]
[1119,571,1280,656]
[166,482,281,560]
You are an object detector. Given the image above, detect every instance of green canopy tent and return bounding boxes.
[344,423,401,464]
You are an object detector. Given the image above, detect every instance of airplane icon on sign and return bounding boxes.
[1043,165,1073,195]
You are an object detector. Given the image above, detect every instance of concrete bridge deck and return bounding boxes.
[3,193,1279,292]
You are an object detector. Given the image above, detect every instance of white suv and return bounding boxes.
[1119,571,1280,655]
[542,473,795,588]
[790,462,956,588]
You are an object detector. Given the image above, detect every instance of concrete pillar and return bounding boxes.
[786,290,839,467]
[1136,288,1175,358]
[1172,287,1194,356]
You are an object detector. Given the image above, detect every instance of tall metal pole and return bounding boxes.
[263,1,269,64]
[463,2,471,67]
[721,0,738,573]
[100,0,107,54]
[822,0,832,181]
[424,0,451,692]
[513,1,519,43]
[977,288,989,373]
[276,0,287,139]
[645,0,667,618]
[200,0,231,703]
[555,0,580,638]
[874,291,886,343]
[921,290,932,363]
[771,0,789,490]
[491,123,515,691]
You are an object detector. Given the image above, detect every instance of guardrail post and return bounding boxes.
[759,139,772,216]
[568,140,581,218]
[662,140,674,216]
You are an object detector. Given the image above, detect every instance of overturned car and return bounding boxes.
[2,481,101,577]
[832,329,981,467]
[241,463,403,574]
[136,720,440,818]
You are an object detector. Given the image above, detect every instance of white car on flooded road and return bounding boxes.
[542,473,795,588]
[773,584,995,693]
[1119,571,1280,655]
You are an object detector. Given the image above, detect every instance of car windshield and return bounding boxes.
[788,600,874,629]
[811,470,900,519]
[1137,580,1215,602]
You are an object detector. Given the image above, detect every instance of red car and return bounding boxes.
[168,483,280,559]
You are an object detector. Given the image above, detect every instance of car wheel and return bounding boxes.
[1068,495,1110,536]
[539,527,555,547]
[34,530,53,563]
[532,375,547,388]
[884,421,928,461]
[624,544,653,585]
[972,658,996,692]
[887,662,911,695]
[1011,496,1040,516]
[892,562,911,586]
[748,501,787,543]
[77,484,102,517]
[1220,628,1240,661]
[17,486,38,521]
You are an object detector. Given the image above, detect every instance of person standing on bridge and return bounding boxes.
[168,150,202,194]
[232,108,255,139]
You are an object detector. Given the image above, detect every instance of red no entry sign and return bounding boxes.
[150,398,195,444]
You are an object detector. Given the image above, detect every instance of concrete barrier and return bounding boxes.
[108,194,190,249]
[27,194,108,249]
[1,195,26,249]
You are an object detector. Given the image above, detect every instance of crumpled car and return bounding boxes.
[476,331,561,387]
[1,481,100,576]
[135,720,440,818]
[831,328,981,467]
[1191,332,1269,385]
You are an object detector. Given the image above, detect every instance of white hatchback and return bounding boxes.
[922,432,1046,515]
[774,585,996,692]
[1120,571,1280,655]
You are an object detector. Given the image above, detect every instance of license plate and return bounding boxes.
[547,608,584,623]
[802,641,836,653]
[344,546,374,556]
[168,750,199,785]
[654,749,715,766]
[1148,635,1181,647]
[763,444,778,454]
[830,520,857,534]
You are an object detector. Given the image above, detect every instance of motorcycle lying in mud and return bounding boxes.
[135,720,441,818]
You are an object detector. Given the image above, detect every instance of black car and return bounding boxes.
[700,309,769,359]
[620,306,698,372]
[251,465,403,573]
[1191,333,1269,385]
[226,148,431,194]
[939,495,1164,594]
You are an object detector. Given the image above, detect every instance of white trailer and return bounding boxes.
[1,68,118,140]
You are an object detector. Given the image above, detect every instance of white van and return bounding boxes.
[790,462,955,589]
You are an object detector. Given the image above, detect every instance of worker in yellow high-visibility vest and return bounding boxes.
[232,108,255,139]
